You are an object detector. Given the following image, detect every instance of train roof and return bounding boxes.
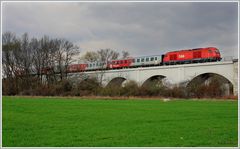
[132,55,163,59]
[166,47,218,53]
[109,55,163,61]
[110,58,133,61]
[168,48,201,53]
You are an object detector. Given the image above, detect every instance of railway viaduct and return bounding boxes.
[69,60,238,96]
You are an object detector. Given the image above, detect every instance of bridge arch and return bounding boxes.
[141,75,167,88]
[107,77,127,87]
[186,72,233,96]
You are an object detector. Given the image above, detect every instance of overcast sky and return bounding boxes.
[2,2,238,59]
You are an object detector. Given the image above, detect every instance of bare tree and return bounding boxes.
[54,39,79,81]
[2,32,18,78]
[19,33,37,89]
[31,37,42,84]
[97,48,119,63]
[82,49,129,63]
[2,32,20,94]
[39,36,54,85]
[62,40,80,78]
[122,50,130,59]
[82,51,99,62]
[95,49,118,85]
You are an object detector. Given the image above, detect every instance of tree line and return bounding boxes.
[2,32,129,95]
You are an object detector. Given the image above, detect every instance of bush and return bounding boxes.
[164,86,187,98]
[100,86,121,97]
[76,78,101,96]
[2,78,18,95]
[5,74,232,99]
[186,75,231,98]
[120,80,139,96]
[205,76,223,97]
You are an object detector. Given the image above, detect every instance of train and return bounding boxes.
[45,47,222,73]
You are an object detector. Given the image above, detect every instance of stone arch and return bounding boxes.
[187,73,233,96]
[142,75,167,88]
[107,77,127,87]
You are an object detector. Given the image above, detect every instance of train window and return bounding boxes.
[208,50,212,53]
[155,57,157,60]
[141,58,144,62]
[120,61,123,64]
[137,59,140,62]
[146,58,149,62]
[90,64,92,67]
[132,59,135,63]
[125,60,127,63]
[151,57,154,61]
[93,63,95,67]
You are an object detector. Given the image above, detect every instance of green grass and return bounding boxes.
[2,96,238,147]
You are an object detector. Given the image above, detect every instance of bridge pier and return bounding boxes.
[233,61,238,96]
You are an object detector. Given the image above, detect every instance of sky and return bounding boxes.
[2,2,238,59]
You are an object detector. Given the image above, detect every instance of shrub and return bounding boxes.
[100,86,121,96]
[76,78,101,96]
[120,80,139,96]
[164,86,187,98]
[2,78,18,95]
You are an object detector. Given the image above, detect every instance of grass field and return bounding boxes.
[2,96,238,147]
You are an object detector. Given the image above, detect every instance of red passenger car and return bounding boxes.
[108,58,133,69]
[163,47,221,64]
[67,64,87,72]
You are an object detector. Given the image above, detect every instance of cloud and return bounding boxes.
[2,2,238,58]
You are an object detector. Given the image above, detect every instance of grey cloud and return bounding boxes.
[2,2,238,58]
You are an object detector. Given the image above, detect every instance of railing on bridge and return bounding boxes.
[221,56,236,62]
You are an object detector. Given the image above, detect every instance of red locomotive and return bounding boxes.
[163,47,221,64]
